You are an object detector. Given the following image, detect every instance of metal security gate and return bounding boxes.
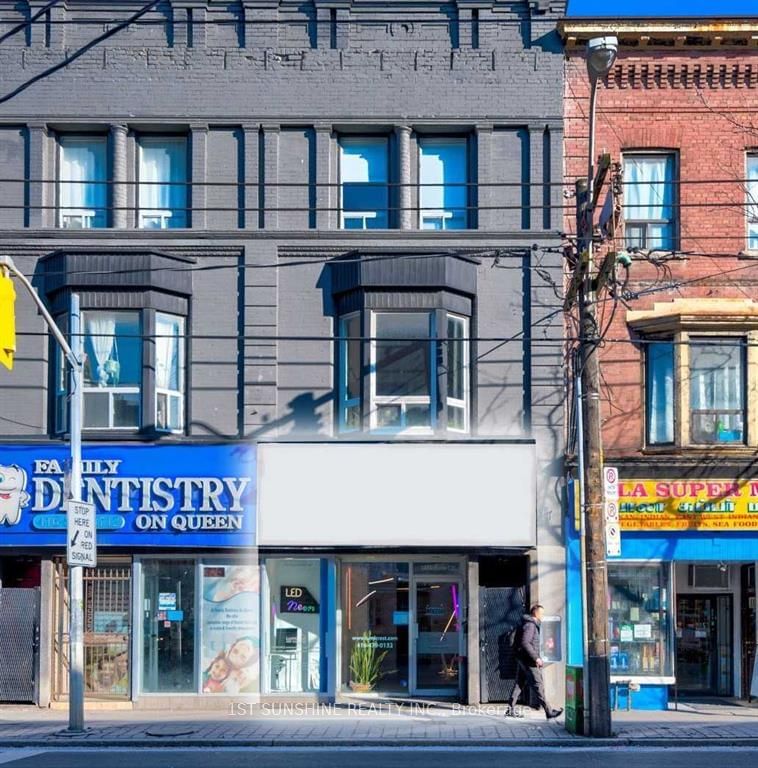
[0,588,40,702]
[53,559,132,700]
[479,586,525,703]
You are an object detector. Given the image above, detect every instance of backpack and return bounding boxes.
[506,619,524,650]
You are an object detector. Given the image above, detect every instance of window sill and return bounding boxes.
[610,676,675,686]
[641,444,755,455]
[335,430,471,439]
[54,429,188,442]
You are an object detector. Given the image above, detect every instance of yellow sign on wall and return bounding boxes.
[620,479,758,530]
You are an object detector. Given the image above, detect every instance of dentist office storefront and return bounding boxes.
[0,443,257,708]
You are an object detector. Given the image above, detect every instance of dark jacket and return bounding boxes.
[517,615,541,667]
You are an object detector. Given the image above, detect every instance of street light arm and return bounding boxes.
[0,254,80,371]
[585,77,598,253]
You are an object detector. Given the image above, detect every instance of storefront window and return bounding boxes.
[142,560,196,693]
[84,563,131,698]
[201,564,260,695]
[608,563,673,677]
[342,562,409,692]
[263,559,322,693]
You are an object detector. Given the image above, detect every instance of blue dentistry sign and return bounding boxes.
[0,443,256,547]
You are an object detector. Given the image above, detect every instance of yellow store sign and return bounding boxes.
[620,480,758,531]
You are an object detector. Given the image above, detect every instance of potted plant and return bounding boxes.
[349,631,388,693]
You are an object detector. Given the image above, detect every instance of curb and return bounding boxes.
[1,737,758,748]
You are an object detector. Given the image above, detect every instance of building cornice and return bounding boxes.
[627,298,758,334]
[560,18,758,52]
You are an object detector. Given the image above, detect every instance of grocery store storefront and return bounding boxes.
[0,443,258,707]
[567,474,758,710]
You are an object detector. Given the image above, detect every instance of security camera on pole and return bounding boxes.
[0,255,92,733]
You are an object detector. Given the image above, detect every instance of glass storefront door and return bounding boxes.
[339,560,464,696]
[341,562,410,693]
[413,578,463,694]
[676,594,733,695]
[263,558,323,693]
[142,560,196,693]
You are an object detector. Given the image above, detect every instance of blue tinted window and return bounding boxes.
[419,138,468,230]
[340,138,389,229]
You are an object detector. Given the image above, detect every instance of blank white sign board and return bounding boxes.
[257,441,537,548]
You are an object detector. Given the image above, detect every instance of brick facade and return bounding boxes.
[563,23,758,459]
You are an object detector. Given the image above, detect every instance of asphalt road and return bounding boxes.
[1,748,758,768]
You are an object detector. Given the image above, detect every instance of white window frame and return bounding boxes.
[155,312,185,434]
[338,313,361,433]
[622,151,676,250]
[747,153,758,252]
[420,211,454,230]
[340,211,377,230]
[446,313,469,434]
[687,335,746,447]
[57,135,108,229]
[84,386,141,430]
[81,310,142,431]
[60,210,98,229]
[368,311,436,435]
[339,137,389,230]
[139,210,174,229]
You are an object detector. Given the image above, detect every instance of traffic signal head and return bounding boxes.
[0,270,16,371]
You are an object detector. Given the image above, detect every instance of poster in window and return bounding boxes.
[201,564,260,695]
[540,616,562,663]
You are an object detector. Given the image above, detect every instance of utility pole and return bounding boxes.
[68,293,85,732]
[0,256,86,732]
[573,36,619,739]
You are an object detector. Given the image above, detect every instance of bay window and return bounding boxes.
[446,314,469,432]
[58,135,108,229]
[138,136,189,228]
[339,137,389,229]
[418,138,469,230]
[54,308,186,435]
[332,252,475,435]
[371,312,435,432]
[645,340,674,445]
[339,314,362,432]
[82,311,141,429]
[155,313,185,432]
[623,153,676,250]
[45,249,192,437]
[689,338,745,444]
[643,333,748,448]
[338,309,470,435]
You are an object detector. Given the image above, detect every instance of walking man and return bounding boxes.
[506,603,563,720]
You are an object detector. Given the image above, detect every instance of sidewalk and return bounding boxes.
[2,700,758,747]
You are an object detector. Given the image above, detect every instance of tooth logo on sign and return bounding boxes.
[0,464,30,526]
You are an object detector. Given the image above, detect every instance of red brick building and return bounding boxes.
[561,19,758,708]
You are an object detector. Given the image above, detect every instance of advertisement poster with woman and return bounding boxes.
[201,564,260,695]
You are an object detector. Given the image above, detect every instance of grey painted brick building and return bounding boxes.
[0,0,566,709]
